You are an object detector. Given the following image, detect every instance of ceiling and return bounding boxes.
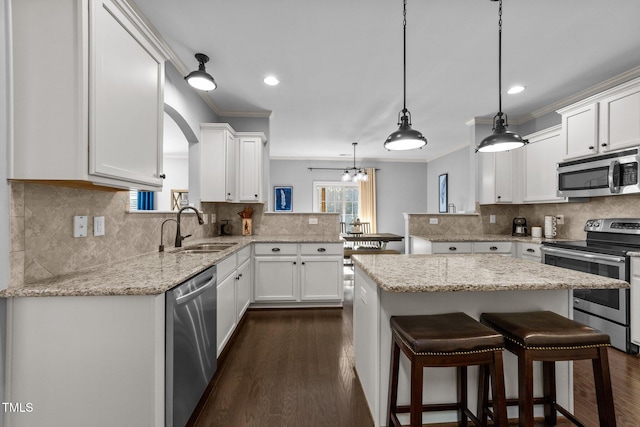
[132,0,640,163]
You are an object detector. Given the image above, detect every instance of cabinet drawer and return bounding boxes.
[518,242,542,259]
[431,242,473,254]
[217,255,237,281]
[254,243,298,256]
[474,242,513,254]
[300,243,343,256]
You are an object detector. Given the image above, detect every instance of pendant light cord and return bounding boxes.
[403,0,407,114]
[498,0,503,116]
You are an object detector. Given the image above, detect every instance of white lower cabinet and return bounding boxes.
[631,258,640,346]
[253,243,343,306]
[517,242,542,262]
[422,241,512,256]
[216,246,252,356]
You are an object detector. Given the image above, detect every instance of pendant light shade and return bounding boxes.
[384,0,427,151]
[476,0,527,153]
[185,53,217,91]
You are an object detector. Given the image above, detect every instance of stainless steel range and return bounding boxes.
[542,218,639,354]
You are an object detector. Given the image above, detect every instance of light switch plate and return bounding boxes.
[429,218,439,225]
[309,217,319,225]
[73,215,88,237]
[94,216,105,236]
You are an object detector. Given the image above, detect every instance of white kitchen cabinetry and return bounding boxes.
[516,242,542,262]
[631,258,640,346]
[200,125,267,203]
[559,77,640,160]
[11,0,167,191]
[413,238,513,256]
[300,244,344,301]
[521,126,566,203]
[253,243,343,307]
[473,241,514,256]
[599,82,640,152]
[431,242,473,254]
[200,124,236,202]
[6,295,165,427]
[236,133,267,202]
[216,245,252,356]
[478,150,514,204]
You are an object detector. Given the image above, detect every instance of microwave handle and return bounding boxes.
[609,160,621,194]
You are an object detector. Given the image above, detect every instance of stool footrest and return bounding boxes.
[394,404,482,426]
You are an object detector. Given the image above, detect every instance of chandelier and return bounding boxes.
[341,142,368,182]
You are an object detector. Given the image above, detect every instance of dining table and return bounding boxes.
[340,232,404,250]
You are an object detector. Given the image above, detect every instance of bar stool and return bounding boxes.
[480,311,616,427]
[387,312,509,427]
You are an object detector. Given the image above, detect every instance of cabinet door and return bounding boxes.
[237,136,263,202]
[599,85,640,152]
[200,125,235,202]
[225,132,236,201]
[254,256,298,301]
[217,272,237,356]
[562,103,599,159]
[431,242,473,254]
[631,258,640,346]
[522,127,565,203]
[300,257,343,301]
[478,151,513,204]
[235,260,251,320]
[90,0,164,187]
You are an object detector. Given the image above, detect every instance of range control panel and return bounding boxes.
[585,218,640,234]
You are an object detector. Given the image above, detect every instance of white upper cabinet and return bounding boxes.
[521,126,566,203]
[11,0,167,190]
[478,150,514,204]
[559,77,640,160]
[200,124,267,203]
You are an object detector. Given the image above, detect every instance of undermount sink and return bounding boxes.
[178,243,237,254]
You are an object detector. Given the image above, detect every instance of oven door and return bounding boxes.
[541,246,628,325]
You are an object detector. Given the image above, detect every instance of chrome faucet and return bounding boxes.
[174,206,205,248]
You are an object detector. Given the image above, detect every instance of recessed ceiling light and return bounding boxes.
[263,75,279,86]
[507,85,525,95]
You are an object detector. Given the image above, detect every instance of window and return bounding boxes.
[312,181,359,229]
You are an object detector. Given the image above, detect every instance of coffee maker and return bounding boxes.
[512,217,528,236]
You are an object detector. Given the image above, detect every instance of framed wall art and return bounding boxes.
[438,173,448,213]
[274,186,293,212]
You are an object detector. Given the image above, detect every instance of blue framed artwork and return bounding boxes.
[274,186,293,212]
[438,173,448,213]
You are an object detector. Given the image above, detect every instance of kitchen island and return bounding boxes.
[352,253,629,426]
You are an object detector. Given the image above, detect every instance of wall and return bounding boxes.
[270,159,428,252]
[426,146,471,214]
[1,0,9,419]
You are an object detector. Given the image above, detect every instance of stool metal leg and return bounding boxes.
[593,347,617,426]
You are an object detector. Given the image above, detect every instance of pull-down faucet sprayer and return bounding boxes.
[174,206,205,248]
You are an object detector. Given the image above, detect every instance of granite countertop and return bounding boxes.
[410,234,562,244]
[1,235,342,298]
[352,254,629,293]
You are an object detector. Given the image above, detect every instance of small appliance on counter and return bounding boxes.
[512,217,528,236]
[220,220,232,236]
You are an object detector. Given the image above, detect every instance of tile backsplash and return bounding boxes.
[9,182,339,287]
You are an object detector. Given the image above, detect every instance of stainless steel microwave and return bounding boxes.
[557,147,640,197]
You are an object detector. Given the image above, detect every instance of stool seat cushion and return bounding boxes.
[480,311,611,349]
[390,312,504,355]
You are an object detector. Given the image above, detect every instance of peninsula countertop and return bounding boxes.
[2,235,342,298]
[352,253,629,293]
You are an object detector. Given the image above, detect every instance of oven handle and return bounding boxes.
[541,246,626,264]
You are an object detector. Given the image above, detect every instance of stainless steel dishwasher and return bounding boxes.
[166,265,217,427]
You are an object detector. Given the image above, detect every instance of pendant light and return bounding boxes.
[476,0,527,153]
[185,53,217,91]
[384,0,427,151]
[341,143,369,182]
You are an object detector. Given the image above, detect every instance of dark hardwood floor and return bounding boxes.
[193,285,640,426]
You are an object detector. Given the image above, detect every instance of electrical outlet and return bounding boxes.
[490,214,496,224]
[73,215,88,238]
[94,216,105,236]
[309,217,319,225]
[556,214,565,225]
[429,218,439,225]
